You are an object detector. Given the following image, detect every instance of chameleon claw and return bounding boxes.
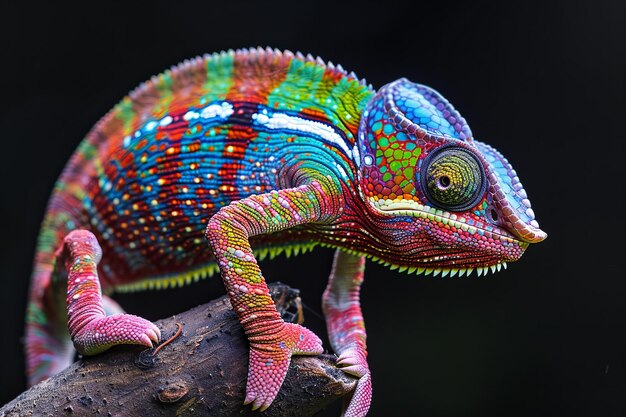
[146,327,161,344]
[137,334,155,347]
[259,398,274,412]
[340,364,368,377]
[248,390,274,412]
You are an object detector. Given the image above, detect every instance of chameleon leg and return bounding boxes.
[24,231,160,385]
[322,250,371,417]
[60,230,160,355]
[206,180,341,411]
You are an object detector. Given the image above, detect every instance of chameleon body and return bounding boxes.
[25,47,546,416]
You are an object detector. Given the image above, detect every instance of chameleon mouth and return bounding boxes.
[370,198,525,245]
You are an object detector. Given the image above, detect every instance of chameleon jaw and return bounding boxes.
[369,197,526,245]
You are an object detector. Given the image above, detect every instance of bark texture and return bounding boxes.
[1,284,355,416]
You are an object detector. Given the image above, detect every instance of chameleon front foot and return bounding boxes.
[72,313,161,355]
[244,323,323,411]
[336,346,372,417]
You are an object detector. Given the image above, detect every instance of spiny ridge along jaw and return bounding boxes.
[370,197,524,245]
[334,246,508,277]
[368,253,508,277]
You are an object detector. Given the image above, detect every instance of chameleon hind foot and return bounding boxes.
[71,313,161,355]
[61,230,161,355]
[244,322,323,411]
[323,250,372,416]
[337,346,372,417]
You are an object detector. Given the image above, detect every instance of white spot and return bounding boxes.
[183,110,200,121]
[255,112,352,158]
[363,155,373,166]
[145,121,158,131]
[352,145,360,166]
[200,102,234,119]
[335,163,348,179]
[254,112,269,124]
[159,116,173,126]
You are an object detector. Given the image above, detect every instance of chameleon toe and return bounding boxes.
[72,313,161,355]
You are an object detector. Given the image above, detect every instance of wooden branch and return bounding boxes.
[1,284,356,416]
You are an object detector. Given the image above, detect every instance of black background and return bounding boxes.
[0,1,623,416]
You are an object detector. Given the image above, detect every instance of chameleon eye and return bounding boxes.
[421,147,486,211]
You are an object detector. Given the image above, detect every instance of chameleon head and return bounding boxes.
[355,78,547,273]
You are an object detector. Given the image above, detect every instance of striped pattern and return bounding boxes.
[42,48,373,291]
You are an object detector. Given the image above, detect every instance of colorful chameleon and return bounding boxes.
[25,47,546,416]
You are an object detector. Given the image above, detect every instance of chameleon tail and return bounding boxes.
[25,262,74,386]
[25,302,74,386]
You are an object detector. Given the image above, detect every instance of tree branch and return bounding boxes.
[1,284,356,416]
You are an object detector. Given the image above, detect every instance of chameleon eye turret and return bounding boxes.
[420,146,486,212]
[356,78,474,205]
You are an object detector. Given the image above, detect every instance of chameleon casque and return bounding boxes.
[25,47,546,416]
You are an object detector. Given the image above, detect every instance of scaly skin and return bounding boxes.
[25,47,546,416]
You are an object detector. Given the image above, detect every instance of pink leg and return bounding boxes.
[61,230,160,355]
[206,180,342,411]
[323,250,371,417]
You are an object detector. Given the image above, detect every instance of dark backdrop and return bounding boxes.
[0,1,623,416]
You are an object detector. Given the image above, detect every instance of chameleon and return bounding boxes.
[25,47,546,416]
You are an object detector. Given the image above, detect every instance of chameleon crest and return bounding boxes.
[25,48,545,417]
